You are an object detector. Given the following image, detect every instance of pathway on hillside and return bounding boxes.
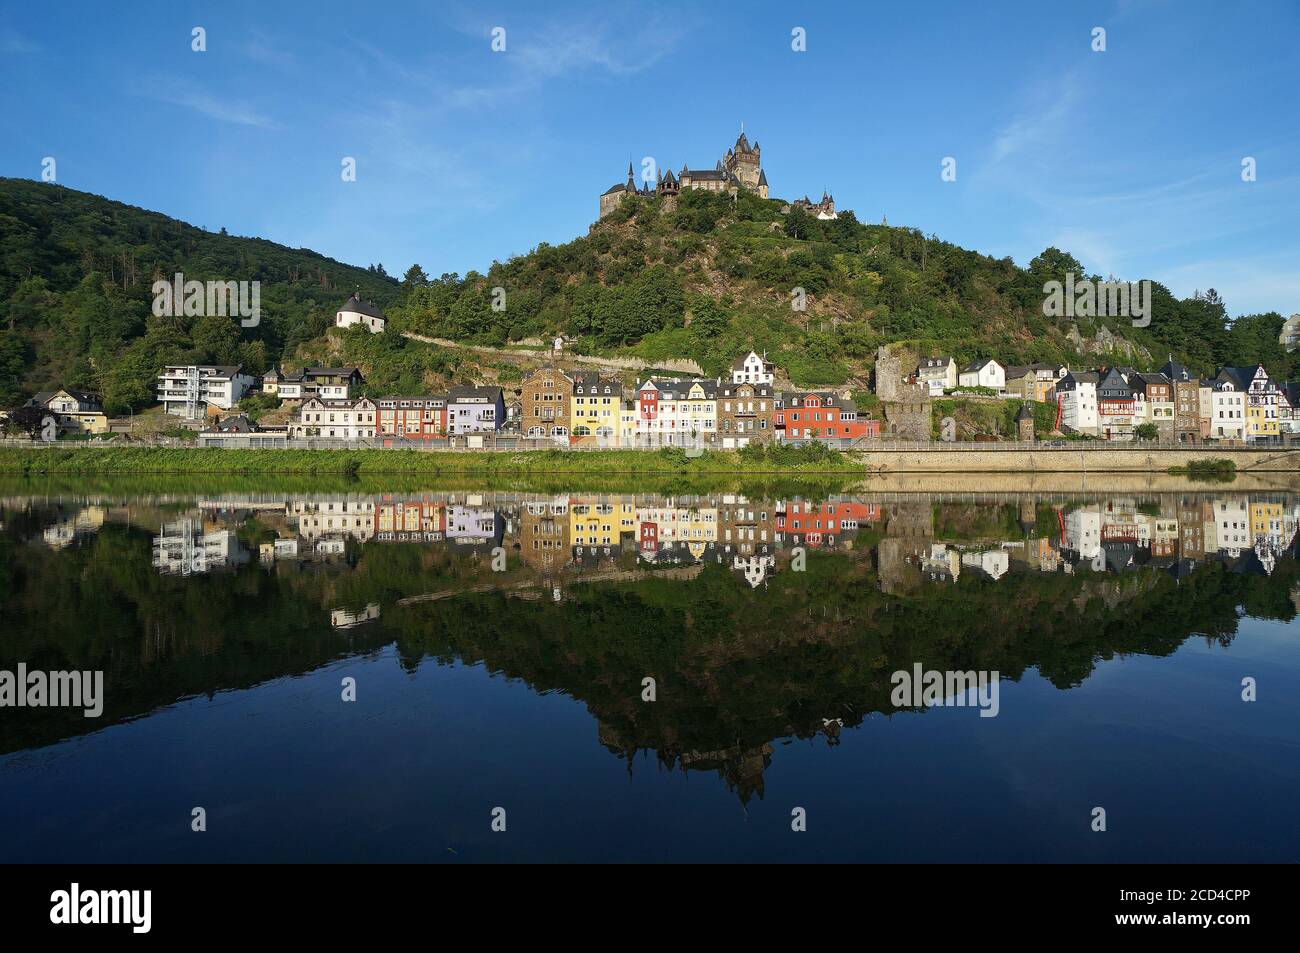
[400,332,704,376]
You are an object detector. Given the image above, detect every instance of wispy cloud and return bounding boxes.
[989,72,1082,163]
[136,76,278,129]
[243,30,297,71]
[351,13,683,114]
[0,28,40,55]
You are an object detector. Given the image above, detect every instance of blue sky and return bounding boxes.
[2,0,1297,316]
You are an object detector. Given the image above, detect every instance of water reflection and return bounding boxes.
[2,488,1298,809]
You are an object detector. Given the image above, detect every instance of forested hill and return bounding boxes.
[388,187,1296,389]
[1,177,1295,414]
[0,177,398,411]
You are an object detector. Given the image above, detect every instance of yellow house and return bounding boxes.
[618,398,637,447]
[1249,500,1283,543]
[1246,401,1279,441]
[570,373,622,445]
[679,379,718,446]
[24,389,110,434]
[569,498,635,547]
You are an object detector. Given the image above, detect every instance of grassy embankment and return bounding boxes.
[1168,458,1237,482]
[0,443,861,477]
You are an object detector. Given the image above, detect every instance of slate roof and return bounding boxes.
[448,385,504,402]
[340,293,384,319]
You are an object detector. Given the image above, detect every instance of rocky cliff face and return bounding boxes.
[1066,323,1152,363]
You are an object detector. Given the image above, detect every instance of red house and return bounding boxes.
[776,392,879,443]
[377,397,446,445]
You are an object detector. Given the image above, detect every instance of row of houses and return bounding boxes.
[265,351,881,448]
[917,355,1300,442]
[902,495,1299,585]
[1057,361,1299,441]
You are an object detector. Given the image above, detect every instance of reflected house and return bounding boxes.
[152,517,248,575]
[288,498,376,544]
[570,498,636,548]
[731,550,777,588]
[331,604,381,629]
[259,537,299,562]
[640,538,718,565]
[960,548,1010,581]
[717,497,773,555]
[444,505,504,552]
[636,497,718,554]
[42,506,106,549]
[1214,498,1251,554]
[1178,496,1207,559]
[374,495,444,542]
[521,498,571,572]
[1250,499,1285,548]
[1061,507,1104,568]
[910,543,962,583]
[778,498,876,548]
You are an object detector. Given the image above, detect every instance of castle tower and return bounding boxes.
[724,129,762,191]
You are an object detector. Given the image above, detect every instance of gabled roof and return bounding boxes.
[1159,358,1192,382]
[26,388,102,409]
[207,414,259,433]
[732,350,773,371]
[918,356,954,369]
[961,358,1003,373]
[1132,371,1171,391]
[1097,366,1133,398]
[1214,367,1252,390]
[1058,370,1100,385]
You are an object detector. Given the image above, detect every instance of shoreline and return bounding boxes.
[1,444,1297,476]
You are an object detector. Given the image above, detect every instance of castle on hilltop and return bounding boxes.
[792,191,838,220]
[599,130,769,219]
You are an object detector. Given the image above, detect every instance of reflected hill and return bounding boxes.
[2,489,1298,801]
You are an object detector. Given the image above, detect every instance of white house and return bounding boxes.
[1280,313,1300,352]
[290,396,377,440]
[157,364,254,417]
[1055,370,1099,435]
[916,356,957,395]
[731,351,775,386]
[957,358,1006,390]
[1209,378,1246,440]
[335,293,386,333]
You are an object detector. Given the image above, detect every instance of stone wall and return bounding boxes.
[853,446,1300,473]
